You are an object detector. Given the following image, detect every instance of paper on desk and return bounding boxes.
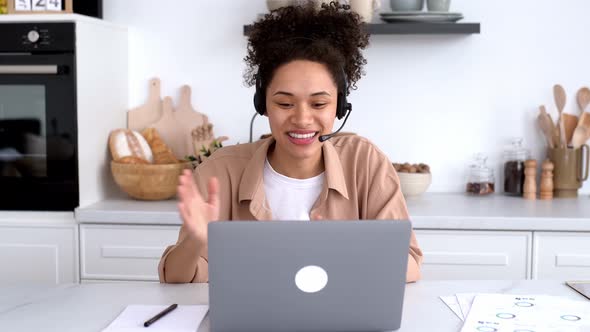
[439,296,464,321]
[102,305,209,332]
[441,293,495,321]
[460,294,590,332]
[455,292,493,319]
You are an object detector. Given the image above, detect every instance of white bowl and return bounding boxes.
[390,0,424,11]
[398,172,432,196]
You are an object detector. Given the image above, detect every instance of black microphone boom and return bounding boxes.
[319,105,352,142]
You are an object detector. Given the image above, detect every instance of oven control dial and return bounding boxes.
[27,30,40,43]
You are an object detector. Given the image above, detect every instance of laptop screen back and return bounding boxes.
[208,220,411,332]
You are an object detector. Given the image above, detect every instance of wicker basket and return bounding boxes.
[111,161,192,200]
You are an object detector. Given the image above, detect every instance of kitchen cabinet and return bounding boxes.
[75,195,590,282]
[79,224,180,281]
[532,231,590,280]
[0,213,78,284]
[415,230,532,280]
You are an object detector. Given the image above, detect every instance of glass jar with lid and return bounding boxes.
[503,138,529,196]
[466,153,495,195]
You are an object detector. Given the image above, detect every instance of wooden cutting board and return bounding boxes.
[149,97,186,159]
[175,85,209,158]
[127,78,162,131]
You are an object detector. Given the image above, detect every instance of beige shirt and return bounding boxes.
[158,134,423,283]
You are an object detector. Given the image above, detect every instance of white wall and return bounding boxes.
[103,0,590,194]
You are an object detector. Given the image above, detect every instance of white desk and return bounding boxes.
[0,280,586,332]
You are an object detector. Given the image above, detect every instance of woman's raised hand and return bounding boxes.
[177,169,220,244]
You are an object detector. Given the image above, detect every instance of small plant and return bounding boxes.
[184,139,225,167]
[199,139,223,157]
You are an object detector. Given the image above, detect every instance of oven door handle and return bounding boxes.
[0,65,59,74]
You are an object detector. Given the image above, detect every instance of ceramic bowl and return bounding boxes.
[427,0,451,12]
[398,172,432,196]
[390,0,424,11]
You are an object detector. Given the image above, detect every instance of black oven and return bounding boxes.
[0,23,78,211]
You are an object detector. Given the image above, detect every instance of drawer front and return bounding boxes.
[533,232,590,280]
[414,230,532,280]
[80,225,180,281]
[0,225,78,284]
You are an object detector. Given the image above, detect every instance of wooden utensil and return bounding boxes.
[572,126,589,149]
[175,85,209,158]
[572,108,590,149]
[538,105,559,148]
[553,84,567,148]
[127,78,162,132]
[576,87,590,129]
[562,113,578,146]
[577,87,590,114]
[149,97,186,159]
[580,108,590,129]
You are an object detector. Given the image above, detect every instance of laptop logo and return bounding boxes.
[294,265,328,293]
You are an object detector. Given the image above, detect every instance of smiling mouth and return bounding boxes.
[287,132,318,139]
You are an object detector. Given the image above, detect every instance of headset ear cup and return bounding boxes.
[254,74,266,115]
[253,90,265,115]
[336,93,346,119]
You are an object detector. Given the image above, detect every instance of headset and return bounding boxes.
[253,65,352,142]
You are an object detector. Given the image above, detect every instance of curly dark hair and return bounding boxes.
[244,1,369,96]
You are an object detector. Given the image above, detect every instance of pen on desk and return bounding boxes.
[143,303,178,327]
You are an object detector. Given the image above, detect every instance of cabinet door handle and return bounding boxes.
[0,65,58,74]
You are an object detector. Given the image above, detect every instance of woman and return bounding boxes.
[159,2,423,283]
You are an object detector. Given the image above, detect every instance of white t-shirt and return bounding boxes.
[263,158,324,221]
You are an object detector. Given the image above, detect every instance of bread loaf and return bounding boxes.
[142,127,179,164]
[109,129,153,163]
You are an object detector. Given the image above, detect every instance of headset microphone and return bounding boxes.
[319,104,352,142]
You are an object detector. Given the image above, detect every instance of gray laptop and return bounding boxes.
[208,220,411,332]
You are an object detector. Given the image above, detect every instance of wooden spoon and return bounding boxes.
[562,113,579,146]
[572,107,590,148]
[553,84,567,148]
[537,106,555,148]
[572,126,589,149]
[580,109,590,130]
[576,87,590,129]
[539,105,560,148]
[577,87,590,113]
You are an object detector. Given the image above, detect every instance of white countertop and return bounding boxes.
[76,199,181,225]
[75,193,590,231]
[405,193,590,231]
[0,280,585,332]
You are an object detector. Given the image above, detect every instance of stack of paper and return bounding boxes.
[102,305,209,332]
[440,293,590,331]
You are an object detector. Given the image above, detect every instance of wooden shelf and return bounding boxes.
[367,22,479,34]
[244,22,480,36]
